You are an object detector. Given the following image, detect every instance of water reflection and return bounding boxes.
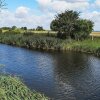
[52,52,100,100]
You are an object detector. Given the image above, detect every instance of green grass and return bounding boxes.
[0,32,63,50]
[0,32,100,56]
[0,75,48,100]
[64,39,100,53]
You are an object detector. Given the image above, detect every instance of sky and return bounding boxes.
[0,0,100,31]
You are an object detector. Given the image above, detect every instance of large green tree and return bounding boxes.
[50,10,94,40]
[50,10,79,39]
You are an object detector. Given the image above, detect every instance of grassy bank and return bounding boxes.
[0,32,99,99]
[0,32,100,56]
[0,75,48,100]
[0,32,63,50]
[63,39,100,56]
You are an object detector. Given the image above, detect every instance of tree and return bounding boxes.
[74,19,94,40]
[36,26,44,31]
[1,27,11,30]
[50,10,94,40]
[0,0,7,10]
[24,27,27,30]
[0,29,2,33]
[50,10,80,39]
[12,26,17,30]
[21,27,27,30]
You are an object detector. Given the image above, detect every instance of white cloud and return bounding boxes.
[51,1,89,12]
[81,11,100,31]
[37,0,51,6]
[36,0,89,12]
[58,0,88,2]
[15,6,30,18]
[0,6,54,29]
[95,0,100,7]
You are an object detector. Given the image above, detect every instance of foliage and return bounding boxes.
[50,19,59,32]
[12,26,17,30]
[0,32,64,50]
[0,0,7,10]
[0,32,100,56]
[1,27,11,30]
[50,10,94,40]
[0,75,48,100]
[73,19,94,40]
[36,26,44,31]
[0,29,2,33]
[4,29,21,34]
[50,10,79,39]
[21,27,27,30]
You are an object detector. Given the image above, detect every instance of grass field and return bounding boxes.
[90,32,100,37]
[1,29,56,34]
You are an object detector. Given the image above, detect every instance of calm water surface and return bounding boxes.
[0,44,100,100]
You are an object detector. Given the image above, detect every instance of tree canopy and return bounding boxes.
[36,26,44,31]
[74,19,94,40]
[50,10,94,40]
[12,26,17,30]
[21,27,27,30]
[0,0,6,10]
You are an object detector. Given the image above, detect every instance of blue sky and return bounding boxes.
[0,0,100,30]
[6,0,38,11]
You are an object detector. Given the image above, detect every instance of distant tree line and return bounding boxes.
[0,26,45,31]
[50,10,94,40]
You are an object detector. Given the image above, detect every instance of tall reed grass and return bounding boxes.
[0,32,100,56]
[0,32,65,51]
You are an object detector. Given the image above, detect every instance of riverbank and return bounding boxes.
[63,39,100,56]
[0,75,48,100]
[0,32,100,99]
[0,32,100,56]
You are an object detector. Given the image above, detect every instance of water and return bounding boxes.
[0,44,100,100]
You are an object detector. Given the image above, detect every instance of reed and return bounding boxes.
[0,32,64,50]
[0,32,100,56]
[65,39,100,56]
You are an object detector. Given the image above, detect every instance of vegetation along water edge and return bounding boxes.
[0,31,100,57]
[0,75,48,100]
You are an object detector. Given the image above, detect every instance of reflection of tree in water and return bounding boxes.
[51,51,100,100]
